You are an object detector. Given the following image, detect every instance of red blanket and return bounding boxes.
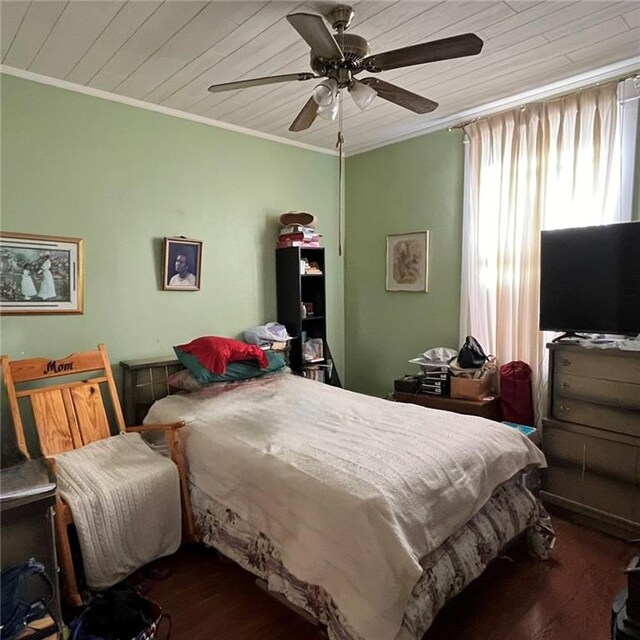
[178,336,268,374]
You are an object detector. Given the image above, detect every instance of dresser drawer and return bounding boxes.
[582,472,639,522]
[544,467,639,522]
[543,426,584,469]
[585,435,638,485]
[554,372,640,411]
[544,465,584,504]
[553,348,640,385]
[542,423,639,484]
[552,398,640,437]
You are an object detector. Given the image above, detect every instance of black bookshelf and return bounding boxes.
[276,247,341,387]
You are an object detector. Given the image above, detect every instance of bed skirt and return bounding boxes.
[191,478,554,640]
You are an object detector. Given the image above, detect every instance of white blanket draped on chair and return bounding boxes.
[54,432,181,589]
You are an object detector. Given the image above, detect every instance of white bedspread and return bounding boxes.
[54,432,181,589]
[146,374,546,640]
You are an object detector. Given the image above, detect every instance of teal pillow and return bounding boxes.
[174,347,286,385]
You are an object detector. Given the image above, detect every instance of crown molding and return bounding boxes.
[3,57,638,160]
[347,56,640,157]
[0,65,338,157]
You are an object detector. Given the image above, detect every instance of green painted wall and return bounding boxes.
[0,74,344,402]
[344,130,465,397]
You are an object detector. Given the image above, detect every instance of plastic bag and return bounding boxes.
[243,322,291,346]
[302,338,323,363]
[408,347,458,367]
[421,347,458,364]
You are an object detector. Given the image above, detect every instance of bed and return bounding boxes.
[138,365,554,640]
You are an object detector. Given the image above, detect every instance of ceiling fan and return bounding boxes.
[207,5,484,132]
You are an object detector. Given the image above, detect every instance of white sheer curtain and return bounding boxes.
[459,81,636,421]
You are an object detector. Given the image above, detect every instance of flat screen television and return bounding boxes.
[539,221,640,337]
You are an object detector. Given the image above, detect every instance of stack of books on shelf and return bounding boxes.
[300,258,323,275]
[303,359,333,383]
[419,364,450,396]
[258,341,288,351]
[303,364,326,382]
[277,224,322,248]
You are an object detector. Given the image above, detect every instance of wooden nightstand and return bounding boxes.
[392,391,502,421]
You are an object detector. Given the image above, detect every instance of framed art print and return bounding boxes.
[0,232,84,315]
[386,231,430,292]
[163,237,202,291]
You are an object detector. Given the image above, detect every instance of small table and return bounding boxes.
[392,391,502,421]
[1,458,62,633]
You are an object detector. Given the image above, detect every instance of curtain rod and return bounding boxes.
[448,71,640,132]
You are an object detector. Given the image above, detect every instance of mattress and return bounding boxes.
[145,372,550,640]
[190,479,553,640]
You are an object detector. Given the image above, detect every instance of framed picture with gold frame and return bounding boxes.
[386,231,430,292]
[0,232,84,315]
[163,237,202,291]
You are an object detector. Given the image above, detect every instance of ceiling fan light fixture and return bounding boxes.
[317,101,339,121]
[312,78,338,106]
[349,79,377,110]
[207,7,485,135]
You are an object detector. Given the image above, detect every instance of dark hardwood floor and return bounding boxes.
[143,517,635,640]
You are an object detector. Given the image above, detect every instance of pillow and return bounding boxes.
[177,336,268,374]
[167,369,202,392]
[174,349,286,385]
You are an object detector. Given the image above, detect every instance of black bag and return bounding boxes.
[69,585,168,640]
[457,336,488,369]
[0,557,55,639]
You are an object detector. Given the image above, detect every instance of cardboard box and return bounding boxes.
[450,373,492,400]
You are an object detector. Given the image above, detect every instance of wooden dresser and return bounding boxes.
[541,343,640,538]
[392,392,502,421]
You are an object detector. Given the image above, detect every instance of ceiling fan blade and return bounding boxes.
[360,78,438,114]
[287,12,343,60]
[289,97,320,132]
[208,72,315,93]
[364,33,483,73]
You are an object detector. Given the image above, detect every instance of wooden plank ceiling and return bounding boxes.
[2,0,639,154]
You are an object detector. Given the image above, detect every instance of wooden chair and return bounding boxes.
[1,343,197,607]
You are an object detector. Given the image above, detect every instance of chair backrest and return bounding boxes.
[1,344,126,458]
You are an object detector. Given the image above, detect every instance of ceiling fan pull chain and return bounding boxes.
[337,92,345,257]
[337,130,344,257]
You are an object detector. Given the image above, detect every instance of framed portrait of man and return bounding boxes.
[163,237,202,291]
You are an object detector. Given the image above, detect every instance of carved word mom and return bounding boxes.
[43,360,73,375]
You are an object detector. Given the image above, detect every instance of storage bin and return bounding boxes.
[450,373,492,400]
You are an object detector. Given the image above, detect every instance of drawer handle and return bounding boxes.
[560,382,570,390]
[558,404,570,412]
[562,358,571,367]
